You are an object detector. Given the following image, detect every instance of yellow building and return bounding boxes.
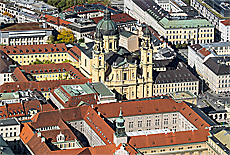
[0,43,80,67]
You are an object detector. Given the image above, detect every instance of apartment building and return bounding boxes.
[203,57,230,93]
[219,19,230,42]
[124,0,214,45]
[0,22,53,46]
[0,118,20,153]
[207,127,230,155]
[0,43,79,66]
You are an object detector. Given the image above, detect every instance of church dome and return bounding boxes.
[96,7,118,36]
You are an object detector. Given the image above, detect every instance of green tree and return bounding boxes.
[78,38,84,43]
[57,28,75,43]
[47,35,55,44]
[62,60,72,63]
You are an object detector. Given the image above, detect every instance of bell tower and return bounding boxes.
[92,30,105,82]
[113,107,127,146]
[141,27,154,97]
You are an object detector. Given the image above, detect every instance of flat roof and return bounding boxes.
[170,91,196,100]
[0,92,19,100]
[0,118,19,126]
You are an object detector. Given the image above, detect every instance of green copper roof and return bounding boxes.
[89,82,114,97]
[158,17,214,29]
[120,31,135,38]
[0,92,19,100]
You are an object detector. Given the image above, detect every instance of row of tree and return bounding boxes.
[29,59,72,65]
[43,0,109,11]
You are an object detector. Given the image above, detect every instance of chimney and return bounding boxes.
[98,111,100,116]
[41,137,45,143]
[37,132,41,137]
[91,104,94,108]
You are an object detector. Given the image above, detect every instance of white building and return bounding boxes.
[0,22,53,45]
[219,19,230,42]
[0,118,21,153]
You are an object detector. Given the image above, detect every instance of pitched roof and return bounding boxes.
[11,67,29,82]
[0,22,53,31]
[91,13,137,24]
[0,78,91,93]
[204,57,230,75]
[0,43,67,55]
[67,46,81,62]
[44,15,71,27]
[120,31,136,38]
[220,19,230,26]
[20,63,85,79]
[7,103,25,118]
[0,50,15,73]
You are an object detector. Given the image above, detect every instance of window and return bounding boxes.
[173,118,177,124]
[164,118,168,125]
[155,116,160,126]
[138,121,142,128]
[123,73,127,80]
[109,42,112,49]
[129,122,133,128]
[147,120,151,127]
[85,59,87,67]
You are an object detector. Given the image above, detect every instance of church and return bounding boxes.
[79,8,199,100]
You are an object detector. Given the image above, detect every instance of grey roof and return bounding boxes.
[200,42,230,48]
[152,58,179,68]
[75,43,94,59]
[0,118,19,126]
[155,65,199,84]
[0,50,16,73]
[208,110,227,114]
[89,82,114,97]
[133,0,168,22]
[120,31,136,38]
[204,57,230,75]
[0,136,15,155]
[185,102,217,126]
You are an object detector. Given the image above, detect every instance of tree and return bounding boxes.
[57,28,75,43]
[62,60,72,63]
[64,72,69,79]
[78,38,84,43]
[47,35,55,44]
[29,59,54,65]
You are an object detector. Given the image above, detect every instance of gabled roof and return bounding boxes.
[0,78,91,93]
[0,22,53,31]
[0,43,67,55]
[0,50,15,73]
[20,63,85,79]
[204,57,230,75]
[91,13,137,24]
[44,15,71,26]
[7,103,25,118]
[120,31,136,38]
[67,46,81,62]
[220,19,230,26]
[11,67,29,82]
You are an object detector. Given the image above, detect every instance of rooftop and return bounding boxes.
[0,22,52,31]
[0,43,67,55]
[169,91,197,100]
[0,118,19,126]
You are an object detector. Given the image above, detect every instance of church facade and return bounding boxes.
[79,8,199,100]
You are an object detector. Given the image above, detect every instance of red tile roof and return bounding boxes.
[20,63,85,79]
[0,78,91,93]
[44,15,71,26]
[198,48,211,57]
[129,129,209,149]
[91,13,137,24]
[67,46,81,62]
[0,22,53,31]
[24,100,42,115]
[11,67,29,82]
[7,103,25,118]
[0,43,67,55]
[220,19,230,26]
[40,119,79,143]
[82,106,115,145]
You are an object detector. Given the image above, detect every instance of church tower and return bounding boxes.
[92,7,119,82]
[141,27,154,97]
[113,107,127,146]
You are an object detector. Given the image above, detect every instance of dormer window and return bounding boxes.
[56,132,65,143]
